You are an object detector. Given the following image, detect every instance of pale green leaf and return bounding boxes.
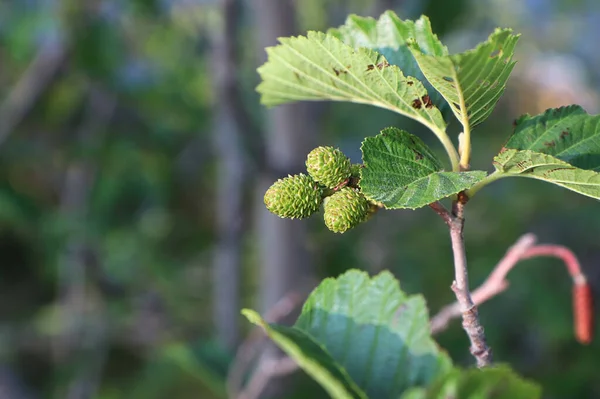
[328,12,449,113]
[360,128,487,208]
[411,29,519,130]
[294,270,452,398]
[493,149,600,200]
[241,309,367,399]
[505,105,600,171]
[257,31,446,131]
[400,366,541,399]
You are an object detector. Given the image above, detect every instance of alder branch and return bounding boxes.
[428,201,451,225]
[447,200,493,367]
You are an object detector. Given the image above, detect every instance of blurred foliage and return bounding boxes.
[0,0,599,398]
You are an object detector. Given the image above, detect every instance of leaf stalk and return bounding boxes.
[465,170,505,198]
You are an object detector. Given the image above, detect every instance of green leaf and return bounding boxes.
[360,128,487,208]
[400,366,541,399]
[256,31,446,132]
[241,309,367,399]
[294,270,452,398]
[505,105,600,171]
[411,28,519,130]
[493,149,600,200]
[328,12,449,113]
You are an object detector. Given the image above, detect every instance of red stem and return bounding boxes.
[521,245,585,284]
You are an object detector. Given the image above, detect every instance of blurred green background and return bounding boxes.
[0,0,599,398]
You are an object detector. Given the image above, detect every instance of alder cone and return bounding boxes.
[573,282,594,345]
[306,146,351,189]
[264,174,322,219]
[323,187,369,233]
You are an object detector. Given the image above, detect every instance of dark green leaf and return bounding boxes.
[360,128,487,208]
[294,270,452,398]
[505,105,600,171]
[400,366,541,399]
[242,309,367,399]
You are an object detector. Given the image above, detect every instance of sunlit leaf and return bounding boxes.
[257,31,446,132]
[493,149,600,200]
[411,29,519,130]
[329,12,449,113]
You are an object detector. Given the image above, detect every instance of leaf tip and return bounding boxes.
[241,309,264,326]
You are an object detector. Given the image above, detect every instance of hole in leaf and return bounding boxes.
[490,48,503,58]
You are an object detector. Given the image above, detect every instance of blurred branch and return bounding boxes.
[54,85,116,399]
[210,0,248,351]
[236,356,298,399]
[227,292,302,399]
[252,0,321,394]
[431,233,592,343]
[0,39,68,147]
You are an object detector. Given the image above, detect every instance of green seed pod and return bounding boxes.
[264,174,322,219]
[323,187,369,233]
[306,146,351,189]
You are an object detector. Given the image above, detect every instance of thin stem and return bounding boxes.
[431,199,493,367]
[521,245,586,283]
[465,170,506,198]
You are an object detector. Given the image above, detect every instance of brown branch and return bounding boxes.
[447,200,492,367]
[0,39,68,147]
[211,0,247,352]
[236,356,298,399]
[428,201,451,226]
